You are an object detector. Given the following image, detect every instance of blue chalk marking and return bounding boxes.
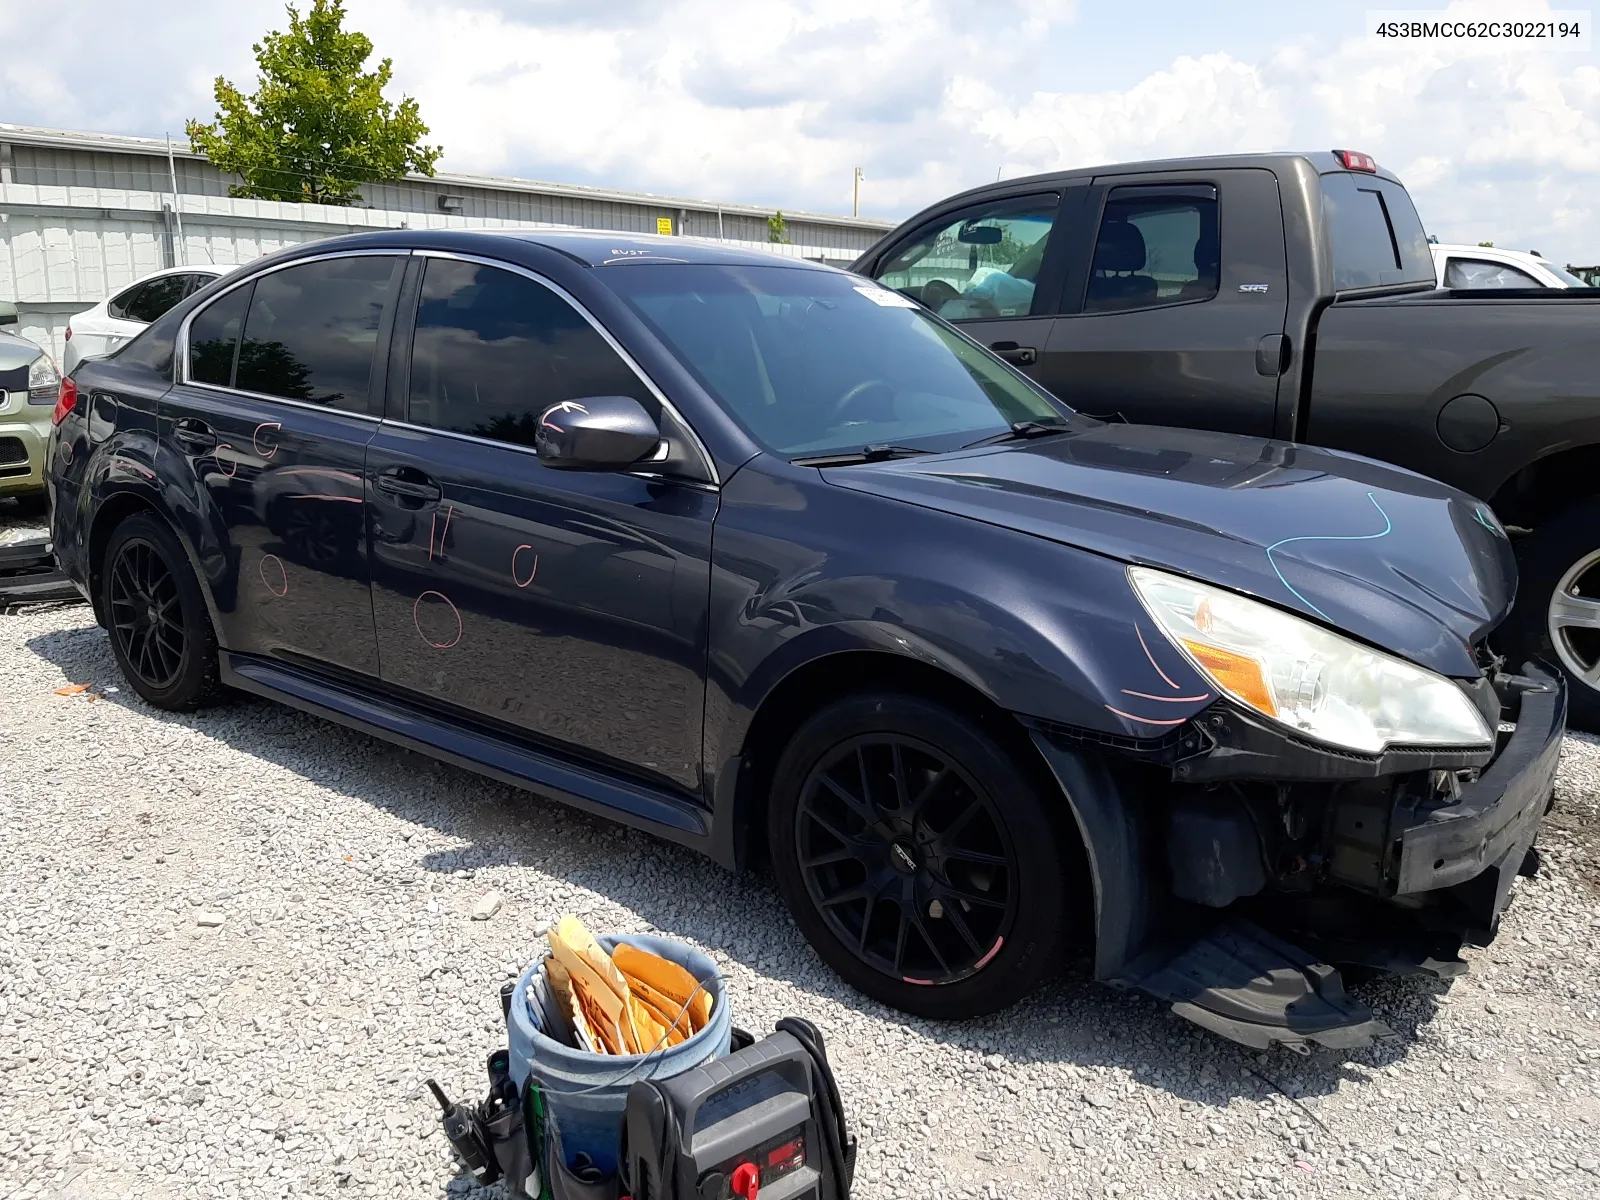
[1264,492,1392,622]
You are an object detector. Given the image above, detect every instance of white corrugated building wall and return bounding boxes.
[0,125,897,363]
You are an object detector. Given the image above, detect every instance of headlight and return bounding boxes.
[1128,566,1492,754]
[27,355,60,404]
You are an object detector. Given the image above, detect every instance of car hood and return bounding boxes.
[0,330,43,371]
[826,423,1515,677]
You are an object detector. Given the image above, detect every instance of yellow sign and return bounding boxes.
[656,216,673,236]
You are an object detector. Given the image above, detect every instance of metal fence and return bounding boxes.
[0,125,896,364]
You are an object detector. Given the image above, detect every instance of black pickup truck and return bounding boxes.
[852,150,1600,728]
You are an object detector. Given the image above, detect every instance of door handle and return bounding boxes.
[989,341,1038,366]
[375,469,442,503]
[172,418,216,452]
[1255,334,1290,377]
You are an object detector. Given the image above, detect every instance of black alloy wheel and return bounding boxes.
[795,734,1017,985]
[100,513,223,711]
[769,693,1073,1019]
[109,538,186,690]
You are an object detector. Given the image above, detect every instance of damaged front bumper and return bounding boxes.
[1031,661,1566,1052]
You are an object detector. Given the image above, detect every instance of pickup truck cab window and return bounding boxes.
[406,257,658,447]
[1444,258,1541,289]
[1084,185,1219,312]
[874,194,1059,320]
[1321,172,1433,290]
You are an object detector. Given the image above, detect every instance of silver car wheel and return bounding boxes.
[1547,547,1600,691]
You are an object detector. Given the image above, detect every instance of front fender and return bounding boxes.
[701,457,1214,865]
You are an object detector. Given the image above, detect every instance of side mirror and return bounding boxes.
[534,395,661,470]
[0,301,17,327]
[958,225,1004,245]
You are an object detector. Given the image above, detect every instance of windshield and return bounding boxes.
[598,264,1076,457]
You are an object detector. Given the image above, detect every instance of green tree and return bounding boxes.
[768,211,790,244]
[1478,241,1495,247]
[186,0,440,206]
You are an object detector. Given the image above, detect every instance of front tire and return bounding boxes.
[101,513,223,711]
[1500,497,1600,731]
[768,693,1072,1018]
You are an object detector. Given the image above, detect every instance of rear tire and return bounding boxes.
[1499,497,1600,731]
[767,692,1072,1019]
[101,513,223,711]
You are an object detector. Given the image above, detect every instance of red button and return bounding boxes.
[730,1161,761,1200]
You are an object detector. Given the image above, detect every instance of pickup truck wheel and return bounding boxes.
[768,693,1071,1018]
[1500,497,1600,730]
[101,513,223,711]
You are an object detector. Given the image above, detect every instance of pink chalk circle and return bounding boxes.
[413,590,462,649]
[215,444,238,478]
[512,544,539,588]
[259,554,288,597]
[253,421,282,458]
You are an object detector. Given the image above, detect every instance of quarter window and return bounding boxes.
[1084,186,1219,313]
[122,274,193,324]
[406,258,654,448]
[873,195,1059,320]
[1444,258,1541,289]
[234,256,400,413]
[187,284,251,386]
[107,284,145,321]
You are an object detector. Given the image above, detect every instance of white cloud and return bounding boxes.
[4,0,1600,259]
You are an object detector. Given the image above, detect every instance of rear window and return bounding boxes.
[1322,173,1434,291]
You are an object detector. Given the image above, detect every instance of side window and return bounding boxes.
[873,194,1058,320]
[122,275,193,324]
[107,283,145,321]
[407,258,655,448]
[236,256,400,413]
[1084,186,1219,313]
[188,284,251,386]
[1322,173,1435,290]
[1444,258,1541,289]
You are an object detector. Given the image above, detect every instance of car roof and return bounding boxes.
[131,263,228,281]
[321,228,837,271]
[494,229,838,270]
[1430,243,1543,260]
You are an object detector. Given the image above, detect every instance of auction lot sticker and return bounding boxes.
[1369,9,1591,50]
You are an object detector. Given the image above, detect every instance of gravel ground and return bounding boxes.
[2,603,1599,1200]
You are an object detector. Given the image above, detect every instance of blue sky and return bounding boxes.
[4,1,1599,262]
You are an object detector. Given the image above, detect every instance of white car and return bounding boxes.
[1430,242,1592,289]
[63,264,229,373]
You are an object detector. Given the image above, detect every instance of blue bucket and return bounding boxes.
[507,933,730,1175]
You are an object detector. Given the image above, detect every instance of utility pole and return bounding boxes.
[166,134,188,265]
[852,167,864,218]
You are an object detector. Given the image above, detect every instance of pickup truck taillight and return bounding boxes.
[52,378,78,426]
[1333,149,1378,172]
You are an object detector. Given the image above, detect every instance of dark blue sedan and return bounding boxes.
[47,230,1565,1049]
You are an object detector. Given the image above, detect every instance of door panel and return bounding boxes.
[367,255,715,791]
[1040,169,1290,436]
[165,254,402,675]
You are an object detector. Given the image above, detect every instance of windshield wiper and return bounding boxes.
[791,444,936,467]
[962,419,1073,449]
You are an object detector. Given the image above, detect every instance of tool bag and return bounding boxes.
[619,1018,857,1200]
